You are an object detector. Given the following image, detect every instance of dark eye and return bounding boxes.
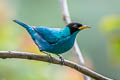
[73,24,78,28]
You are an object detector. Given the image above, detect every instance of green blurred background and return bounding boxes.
[0,0,120,80]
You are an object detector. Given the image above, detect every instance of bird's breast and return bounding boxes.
[47,35,76,54]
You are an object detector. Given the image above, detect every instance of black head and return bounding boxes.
[66,23,90,34]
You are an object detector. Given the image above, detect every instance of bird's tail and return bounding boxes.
[13,19,36,40]
[13,19,31,29]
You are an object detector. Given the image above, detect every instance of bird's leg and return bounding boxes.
[42,51,53,63]
[56,54,64,65]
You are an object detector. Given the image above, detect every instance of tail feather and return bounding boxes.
[13,19,30,29]
[13,19,37,40]
[13,19,49,51]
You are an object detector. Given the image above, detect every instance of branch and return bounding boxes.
[59,0,90,80]
[0,51,112,80]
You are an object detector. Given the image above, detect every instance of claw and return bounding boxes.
[43,51,53,63]
[57,54,64,65]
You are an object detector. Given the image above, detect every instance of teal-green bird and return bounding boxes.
[13,20,90,63]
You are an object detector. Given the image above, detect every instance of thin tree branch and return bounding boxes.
[0,51,112,80]
[59,0,90,80]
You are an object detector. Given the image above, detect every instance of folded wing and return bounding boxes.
[33,26,61,44]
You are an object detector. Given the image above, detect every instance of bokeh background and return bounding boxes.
[0,0,120,80]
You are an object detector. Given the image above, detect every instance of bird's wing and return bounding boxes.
[33,26,61,44]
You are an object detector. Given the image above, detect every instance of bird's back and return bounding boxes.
[34,26,62,44]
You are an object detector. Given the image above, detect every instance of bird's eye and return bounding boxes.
[73,24,78,28]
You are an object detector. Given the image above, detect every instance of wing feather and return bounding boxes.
[33,26,61,44]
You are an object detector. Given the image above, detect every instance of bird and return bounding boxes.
[13,19,90,64]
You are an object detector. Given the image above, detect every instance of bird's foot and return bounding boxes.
[43,52,53,63]
[47,54,53,63]
[57,54,64,65]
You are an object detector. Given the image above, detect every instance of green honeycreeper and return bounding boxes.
[13,20,90,64]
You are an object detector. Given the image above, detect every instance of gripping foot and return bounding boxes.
[43,51,53,63]
[57,54,64,65]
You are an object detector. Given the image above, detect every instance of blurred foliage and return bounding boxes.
[100,15,120,65]
[100,15,120,33]
[0,0,20,50]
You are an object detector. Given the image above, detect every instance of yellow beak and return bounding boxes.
[78,25,91,30]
